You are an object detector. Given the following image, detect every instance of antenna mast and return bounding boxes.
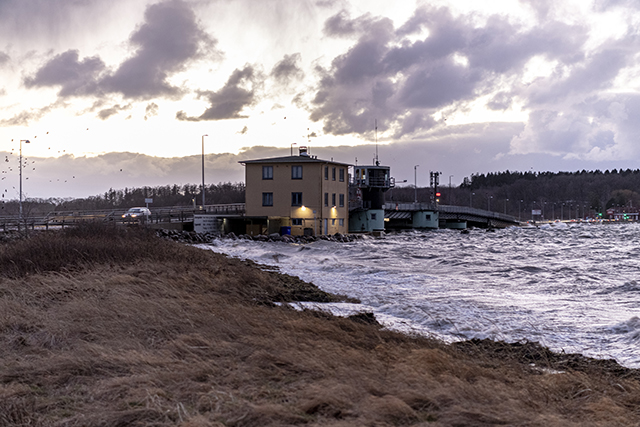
[374,119,379,166]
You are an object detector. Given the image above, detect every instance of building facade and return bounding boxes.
[241,149,350,236]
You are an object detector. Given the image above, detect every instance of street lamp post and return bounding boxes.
[19,139,30,222]
[488,195,493,211]
[519,199,523,221]
[414,165,419,204]
[532,201,536,221]
[201,134,208,209]
[449,175,453,204]
[470,192,475,208]
[504,198,509,214]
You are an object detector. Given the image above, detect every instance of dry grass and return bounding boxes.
[1,224,639,426]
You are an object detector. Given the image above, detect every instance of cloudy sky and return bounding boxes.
[1,0,639,199]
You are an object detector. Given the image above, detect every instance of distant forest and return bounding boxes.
[5,168,640,220]
[2,182,245,216]
[388,169,640,220]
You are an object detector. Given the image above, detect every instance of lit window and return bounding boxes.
[262,192,273,206]
[292,165,302,179]
[262,165,273,180]
[291,192,303,206]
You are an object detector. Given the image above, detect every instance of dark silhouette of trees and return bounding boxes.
[386,169,640,220]
[3,182,245,214]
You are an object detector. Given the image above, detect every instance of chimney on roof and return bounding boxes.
[299,146,309,156]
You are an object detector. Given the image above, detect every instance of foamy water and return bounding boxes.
[202,223,640,368]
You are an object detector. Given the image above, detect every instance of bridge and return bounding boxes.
[1,202,519,233]
[385,203,521,229]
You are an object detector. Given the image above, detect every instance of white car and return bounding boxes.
[122,207,151,221]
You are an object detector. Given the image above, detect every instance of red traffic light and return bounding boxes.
[435,192,441,197]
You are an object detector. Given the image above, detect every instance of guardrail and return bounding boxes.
[0,203,247,231]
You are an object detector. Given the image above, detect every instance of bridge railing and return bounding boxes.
[437,205,518,222]
[384,203,519,223]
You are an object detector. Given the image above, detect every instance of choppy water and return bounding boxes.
[203,222,640,368]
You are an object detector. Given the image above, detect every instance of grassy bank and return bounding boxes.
[1,224,639,426]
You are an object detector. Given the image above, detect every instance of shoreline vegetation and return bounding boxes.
[1,225,640,426]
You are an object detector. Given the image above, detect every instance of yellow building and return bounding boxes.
[240,148,350,236]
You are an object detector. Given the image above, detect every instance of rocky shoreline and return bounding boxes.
[155,228,366,244]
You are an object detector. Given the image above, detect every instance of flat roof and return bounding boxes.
[239,155,351,167]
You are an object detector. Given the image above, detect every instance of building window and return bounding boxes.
[292,165,302,179]
[324,192,328,207]
[332,167,336,181]
[371,213,377,220]
[262,192,273,206]
[291,192,303,206]
[339,168,345,182]
[292,218,303,226]
[262,165,273,180]
[332,193,336,207]
[324,166,329,180]
[339,194,345,207]
[339,218,344,227]
[332,219,336,226]
[426,214,431,221]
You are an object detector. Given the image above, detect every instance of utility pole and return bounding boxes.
[414,165,419,203]
[430,171,441,205]
[19,139,30,223]
[201,134,208,209]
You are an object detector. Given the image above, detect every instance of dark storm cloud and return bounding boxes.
[593,0,640,11]
[144,102,159,121]
[24,50,105,97]
[511,94,640,160]
[518,0,554,20]
[14,150,247,199]
[271,53,304,85]
[176,65,262,121]
[526,44,630,106]
[97,103,131,120]
[323,9,380,37]
[0,102,60,126]
[100,0,218,100]
[309,6,588,137]
[23,0,218,101]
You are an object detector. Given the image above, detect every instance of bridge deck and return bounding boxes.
[383,203,520,228]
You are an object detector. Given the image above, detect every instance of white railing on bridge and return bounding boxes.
[385,203,519,223]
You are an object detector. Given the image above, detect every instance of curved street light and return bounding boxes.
[414,165,419,204]
[19,139,30,222]
[201,134,208,209]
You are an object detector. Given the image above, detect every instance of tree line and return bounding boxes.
[1,182,245,216]
[5,168,640,221]
[387,169,640,220]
